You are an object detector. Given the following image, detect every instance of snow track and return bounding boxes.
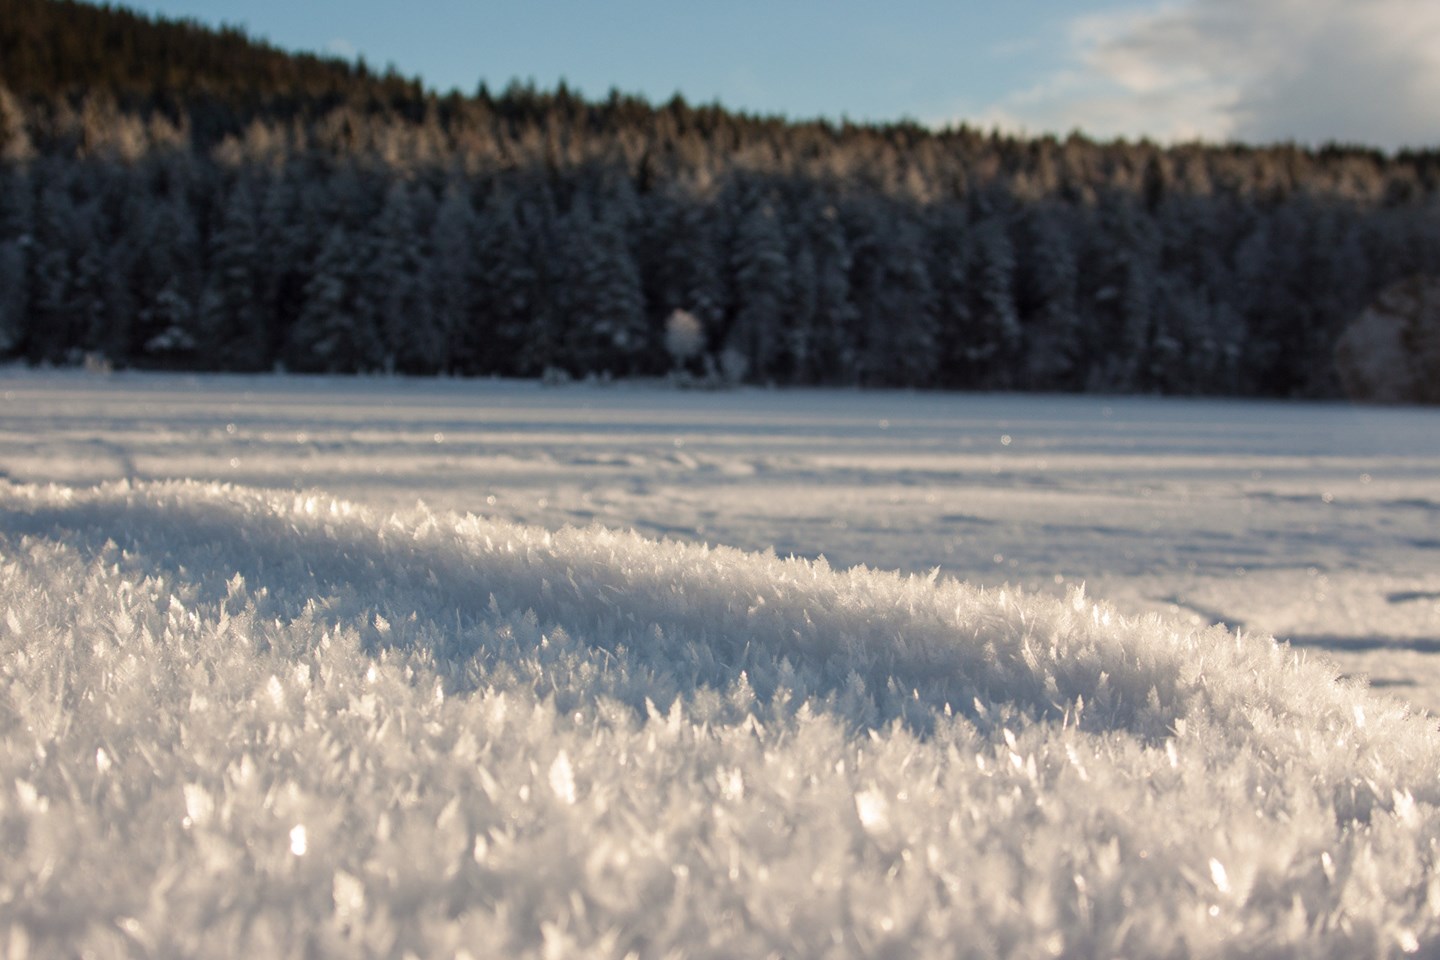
[3,479,1440,957]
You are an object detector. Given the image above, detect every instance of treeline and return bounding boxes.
[2,0,1439,394]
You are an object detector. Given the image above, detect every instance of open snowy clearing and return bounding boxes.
[4,370,1438,707]
[2,370,1439,957]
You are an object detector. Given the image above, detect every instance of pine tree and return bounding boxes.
[424,182,478,375]
[1232,204,1311,395]
[0,238,23,356]
[555,196,647,376]
[463,185,539,375]
[369,180,437,373]
[726,196,790,382]
[934,210,1020,388]
[288,223,382,371]
[1148,278,1198,392]
[0,82,34,163]
[929,204,972,388]
[1291,204,1367,396]
[513,185,565,377]
[785,239,818,382]
[849,200,936,386]
[1015,204,1081,390]
[644,190,725,361]
[27,171,89,363]
[257,172,319,366]
[807,203,857,384]
[1147,279,1246,394]
[0,163,34,354]
[1082,196,1158,391]
[108,170,191,364]
[198,176,268,369]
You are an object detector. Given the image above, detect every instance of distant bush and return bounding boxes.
[663,309,705,369]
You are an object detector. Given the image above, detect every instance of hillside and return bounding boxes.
[1,0,1438,395]
[0,0,423,128]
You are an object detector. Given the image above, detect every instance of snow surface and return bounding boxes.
[2,369,1439,956]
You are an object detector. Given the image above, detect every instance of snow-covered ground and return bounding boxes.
[5,370,1437,707]
[2,369,1439,956]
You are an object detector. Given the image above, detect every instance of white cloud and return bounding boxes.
[326,37,358,60]
[969,0,1440,150]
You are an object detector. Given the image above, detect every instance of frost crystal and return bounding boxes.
[855,787,891,833]
[1209,857,1230,894]
[184,783,214,826]
[549,750,576,805]
[333,870,366,923]
[2,469,1438,958]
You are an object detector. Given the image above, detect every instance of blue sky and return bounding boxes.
[115,0,1439,151]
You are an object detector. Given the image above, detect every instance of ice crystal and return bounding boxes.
[1,476,1439,957]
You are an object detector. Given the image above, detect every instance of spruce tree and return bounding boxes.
[555,196,646,376]
[465,186,539,375]
[198,176,268,369]
[727,196,790,382]
[424,182,478,375]
[849,200,936,386]
[257,172,318,365]
[27,172,87,363]
[288,223,382,372]
[1016,204,1081,390]
[954,212,1021,388]
[0,163,34,355]
[929,204,972,389]
[645,190,725,360]
[1082,197,1158,391]
[807,204,857,384]
[370,180,436,373]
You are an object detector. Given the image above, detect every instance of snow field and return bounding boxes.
[4,478,1440,957]
[4,371,1437,707]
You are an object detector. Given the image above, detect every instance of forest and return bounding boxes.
[2,0,1439,395]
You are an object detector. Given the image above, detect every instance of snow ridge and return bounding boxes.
[2,480,1438,957]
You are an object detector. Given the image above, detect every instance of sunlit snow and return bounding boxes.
[1,369,1439,957]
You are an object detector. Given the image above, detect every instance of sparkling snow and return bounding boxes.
[4,369,1436,708]
[2,368,1439,957]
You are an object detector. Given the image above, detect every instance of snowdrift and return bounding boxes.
[2,480,1439,958]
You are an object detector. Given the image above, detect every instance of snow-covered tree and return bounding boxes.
[809,205,857,383]
[0,163,34,354]
[26,172,99,363]
[424,182,478,374]
[644,191,725,361]
[555,196,647,376]
[127,177,202,364]
[1334,275,1440,404]
[257,172,321,362]
[464,186,540,375]
[198,176,268,369]
[288,224,383,372]
[935,211,1020,388]
[1232,207,1304,394]
[726,197,790,382]
[1016,204,1082,390]
[369,181,437,373]
[1082,197,1158,391]
[849,200,936,386]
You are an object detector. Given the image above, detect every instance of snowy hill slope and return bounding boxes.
[3,479,1439,957]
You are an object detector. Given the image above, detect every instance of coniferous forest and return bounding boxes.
[2,0,1439,395]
